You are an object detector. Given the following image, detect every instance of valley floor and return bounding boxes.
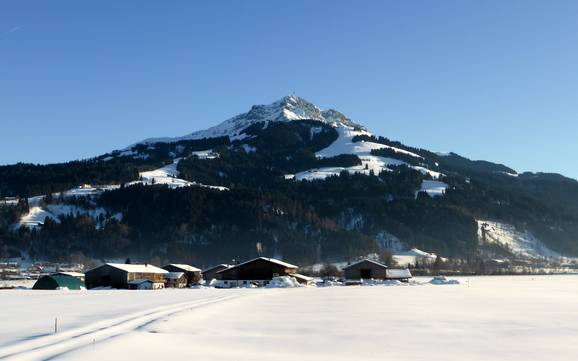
[1,276,577,360]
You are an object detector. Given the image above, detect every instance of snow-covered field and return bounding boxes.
[1,276,577,360]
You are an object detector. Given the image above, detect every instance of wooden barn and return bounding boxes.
[216,257,298,287]
[343,259,388,280]
[84,263,167,289]
[201,264,231,282]
[162,264,201,286]
[164,272,187,288]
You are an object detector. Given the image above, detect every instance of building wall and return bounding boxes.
[85,265,129,289]
[218,259,296,281]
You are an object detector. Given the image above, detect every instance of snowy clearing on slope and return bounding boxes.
[191,149,219,159]
[416,180,448,198]
[316,126,421,159]
[17,204,118,229]
[478,220,574,261]
[129,159,228,191]
[2,276,576,361]
[290,125,441,181]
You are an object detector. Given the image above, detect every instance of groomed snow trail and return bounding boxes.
[0,294,242,361]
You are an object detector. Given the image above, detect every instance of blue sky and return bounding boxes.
[1,1,578,179]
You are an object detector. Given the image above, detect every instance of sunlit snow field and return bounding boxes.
[1,275,577,361]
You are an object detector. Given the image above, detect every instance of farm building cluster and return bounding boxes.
[21,257,412,290]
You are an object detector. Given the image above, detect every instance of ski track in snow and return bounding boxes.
[17,276,578,361]
[0,294,243,361]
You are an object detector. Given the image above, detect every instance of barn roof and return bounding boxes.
[291,273,314,281]
[102,263,168,274]
[163,264,201,272]
[342,259,388,270]
[51,271,84,278]
[202,264,231,273]
[386,269,412,279]
[217,257,298,273]
[164,272,185,280]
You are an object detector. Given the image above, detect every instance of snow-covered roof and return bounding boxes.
[164,272,185,280]
[52,272,84,278]
[104,263,168,274]
[386,269,412,279]
[396,248,437,258]
[164,264,201,272]
[291,273,314,281]
[217,257,298,273]
[342,259,388,270]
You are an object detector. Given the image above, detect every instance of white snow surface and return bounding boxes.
[17,204,118,229]
[2,276,578,360]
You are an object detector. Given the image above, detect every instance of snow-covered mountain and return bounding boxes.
[3,95,578,266]
[137,96,365,145]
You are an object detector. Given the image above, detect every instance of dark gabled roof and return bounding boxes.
[33,275,86,290]
[342,259,388,270]
[216,257,298,274]
[86,263,168,274]
[202,264,231,273]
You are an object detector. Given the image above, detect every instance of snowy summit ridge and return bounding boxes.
[138,96,364,145]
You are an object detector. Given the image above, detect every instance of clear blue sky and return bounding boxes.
[1,1,578,179]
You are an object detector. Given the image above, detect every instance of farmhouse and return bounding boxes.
[164,272,187,288]
[202,264,231,282]
[84,263,167,289]
[343,259,388,280]
[32,274,86,290]
[216,257,298,287]
[162,264,201,286]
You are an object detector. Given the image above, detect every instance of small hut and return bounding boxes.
[164,272,187,288]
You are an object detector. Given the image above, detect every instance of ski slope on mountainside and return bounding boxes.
[15,159,226,229]
[2,276,577,361]
[477,220,572,260]
[293,125,442,181]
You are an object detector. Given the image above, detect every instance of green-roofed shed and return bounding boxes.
[32,275,86,290]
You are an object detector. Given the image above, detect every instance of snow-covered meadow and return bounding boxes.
[1,276,577,360]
